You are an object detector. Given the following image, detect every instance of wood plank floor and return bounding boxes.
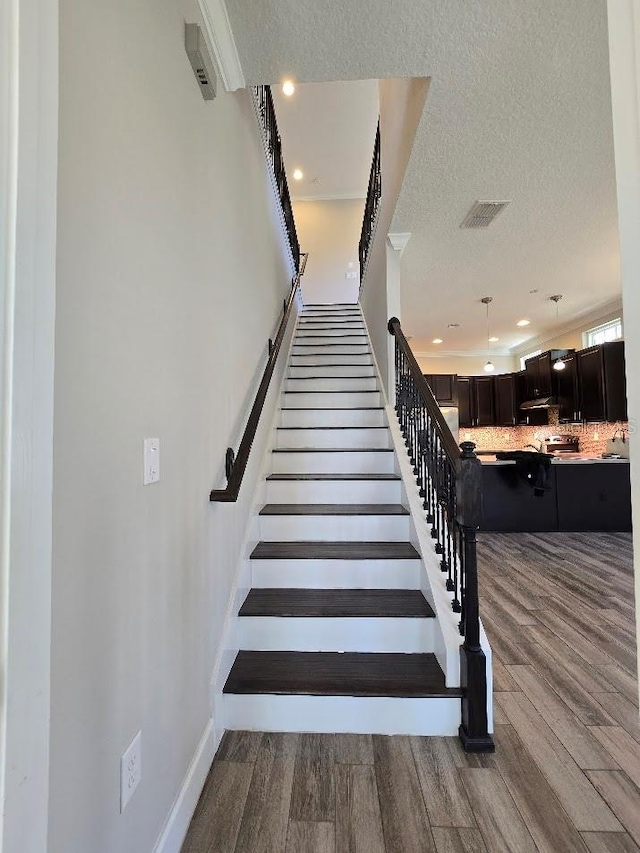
[182,531,639,853]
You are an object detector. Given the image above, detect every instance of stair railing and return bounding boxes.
[254,84,300,274]
[210,253,308,502]
[388,316,494,753]
[358,120,381,285]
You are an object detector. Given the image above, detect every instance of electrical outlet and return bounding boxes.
[143,438,160,485]
[120,730,142,812]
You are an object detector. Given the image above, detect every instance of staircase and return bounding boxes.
[222,303,462,735]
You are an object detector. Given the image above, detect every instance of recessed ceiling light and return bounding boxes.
[516,319,531,327]
[432,338,443,344]
[488,336,499,342]
[293,169,303,181]
[282,80,295,97]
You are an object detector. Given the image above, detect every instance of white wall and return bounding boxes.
[607,0,640,701]
[294,198,362,304]
[50,0,293,851]
[414,353,517,376]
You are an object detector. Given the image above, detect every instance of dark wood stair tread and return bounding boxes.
[272,447,392,453]
[223,651,458,697]
[284,390,378,394]
[286,375,375,380]
[280,406,384,411]
[277,425,388,430]
[239,589,433,618]
[250,541,420,559]
[259,503,408,516]
[266,473,400,481]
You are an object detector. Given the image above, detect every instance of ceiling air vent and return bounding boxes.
[461,200,510,229]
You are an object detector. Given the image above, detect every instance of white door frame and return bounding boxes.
[0,0,58,849]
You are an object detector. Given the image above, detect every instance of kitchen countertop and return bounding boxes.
[477,452,630,465]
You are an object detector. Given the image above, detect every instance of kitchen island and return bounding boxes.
[480,455,631,532]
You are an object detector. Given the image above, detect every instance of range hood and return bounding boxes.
[520,397,556,410]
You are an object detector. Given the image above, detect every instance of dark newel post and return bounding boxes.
[457,440,494,752]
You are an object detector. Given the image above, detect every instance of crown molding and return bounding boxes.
[509,296,623,356]
[198,0,245,91]
[412,348,513,358]
[388,232,411,254]
[291,192,367,203]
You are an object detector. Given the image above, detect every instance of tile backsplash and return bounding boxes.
[460,422,629,457]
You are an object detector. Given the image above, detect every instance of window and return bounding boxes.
[520,349,542,371]
[585,318,623,347]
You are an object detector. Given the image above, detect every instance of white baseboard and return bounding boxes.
[153,719,219,853]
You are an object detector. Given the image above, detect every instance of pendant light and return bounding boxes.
[550,295,566,370]
[481,296,495,372]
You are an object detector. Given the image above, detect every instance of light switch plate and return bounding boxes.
[120,730,142,812]
[143,438,160,485]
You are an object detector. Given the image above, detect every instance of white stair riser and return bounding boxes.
[300,305,362,317]
[265,479,402,504]
[237,617,434,653]
[271,450,394,474]
[275,428,390,449]
[282,392,381,408]
[296,326,365,336]
[286,377,378,393]
[297,323,365,330]
[290,354,372,366]
[289,365,376,378]
[259,514,411,542]
[294,336,368,346]
[251,558,421,589]
[223,694,460,736]
[280,408,386,428]
[291,345,370,356]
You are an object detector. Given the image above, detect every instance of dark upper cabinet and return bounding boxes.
[495,374,517,426]
[524,350,570,398]
[576,342,627,422]
[515,370,548,426]
[458,376,495,427]
[556,352,580,422]
[458,377,473,427]
[423,374,458,406]
[474,376,495,426]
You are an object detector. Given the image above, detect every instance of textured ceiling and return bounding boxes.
[272,81,379,201]
[225,0,620,352]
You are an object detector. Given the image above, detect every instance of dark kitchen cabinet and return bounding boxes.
[458,377,473,427]
[515,370,547,426]
[458,376,495,427]
[495,374,517,426]
[474,377,495,426]
[524,349,570,399]
[556,462,631,531]
[423,374,458,406]
[556,352,581,422]
[576,342,627,422]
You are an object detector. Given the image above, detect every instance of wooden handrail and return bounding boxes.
[210,254,308,502]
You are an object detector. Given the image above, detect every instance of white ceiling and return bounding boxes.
[225,0,620,353]
[272,80,379,201]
